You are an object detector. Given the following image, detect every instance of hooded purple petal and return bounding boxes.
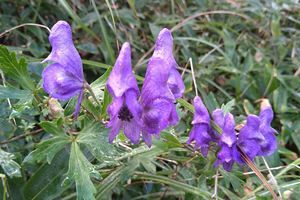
[142,98,176,135]
[43,21,83,81]
[107,42,139,98]
[212,109,238,171]
[187,96,212,157]
[42,21,84,118]
[257,104,277,156]
[237,100,277,161]
[140,29,184,145]
[42,63,83,100]
[107,43,142,144]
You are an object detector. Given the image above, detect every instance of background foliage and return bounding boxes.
[0,0,300,199]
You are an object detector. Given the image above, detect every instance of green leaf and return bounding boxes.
[160,131,183,148]
[0,46,35,90]
[291,120,300,152]
[39,120,64,136]
[77,122,116,161]
[221,99,235,115]
[221,170,245,193]
[0,86,32,100]
[0,148,21,178]
[101,88,111,119]
[95,167,123,199]
[23,134,70,164]
[24,149,69,200]
[90,67,112,99]
[67,142,97,200]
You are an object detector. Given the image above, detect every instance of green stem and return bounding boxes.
[84,82,101,107]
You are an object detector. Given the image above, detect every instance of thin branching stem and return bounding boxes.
[262,157,282,199]
[0,23,50,38]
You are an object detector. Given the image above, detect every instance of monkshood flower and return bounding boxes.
[213,109,239,171]
[140,28,185,147]
[42,21,84,118]
[237,99,277,162]
[187,96,212,157]
[106,42,142,144]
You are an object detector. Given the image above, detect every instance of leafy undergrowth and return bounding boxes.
[0,0,300,199]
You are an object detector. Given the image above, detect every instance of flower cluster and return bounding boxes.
[42,21,184,146]
[188,96,277,171]
[107,28,184,147]
[42,21,277,164]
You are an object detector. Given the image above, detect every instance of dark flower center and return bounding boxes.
[118,106,133,122]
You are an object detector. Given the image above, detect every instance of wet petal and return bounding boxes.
[124,120,140,144]
[167,67,185,99]
[188,124,211,157]
[108,118,122,143]
[141,58,174,105]
[142,131,152,147]
[258,104,277,156]
[257,130,277,156]
[107,96,124,121]
[43,21,83,80]
[125,89,142,121]
[107,42,139,98]
[238,139,261,162]
[187,96,212,157]
[212,109,225,128]
[142,98,174,134]
[42,63,83,100]
[221,113,236,147]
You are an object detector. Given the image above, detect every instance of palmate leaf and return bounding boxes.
[24,149,69,200]
[0,46,35,90]
[24,120,69,164]
[77,122,117,161]
[23,134,70,164]
[0,85,33,100]
[0,148,21,178]
[66,142,97,200]
[221,99,235,115]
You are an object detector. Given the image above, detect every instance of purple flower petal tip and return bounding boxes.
[212,109,238,171]
[107,42,138,98]
[187,96,212,156]
[237,99,277,162]
[140,29,184,140]
[107,43,143,144]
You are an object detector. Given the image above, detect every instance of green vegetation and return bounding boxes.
[0,0,299,199]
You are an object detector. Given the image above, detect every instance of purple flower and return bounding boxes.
[140,28,185,147]
[106,42,142,144]
[187,96,212,157]
[213,109,239,171]
[42,21,84,118]
[237,99,277,161]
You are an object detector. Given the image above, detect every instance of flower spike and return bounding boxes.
[42,21,84,118]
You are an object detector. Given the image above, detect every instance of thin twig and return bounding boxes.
[0,129,43,145]
[189,58,198,97]
[0,23,50,38]
[212,169,219,200]
[262,157,282,199]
